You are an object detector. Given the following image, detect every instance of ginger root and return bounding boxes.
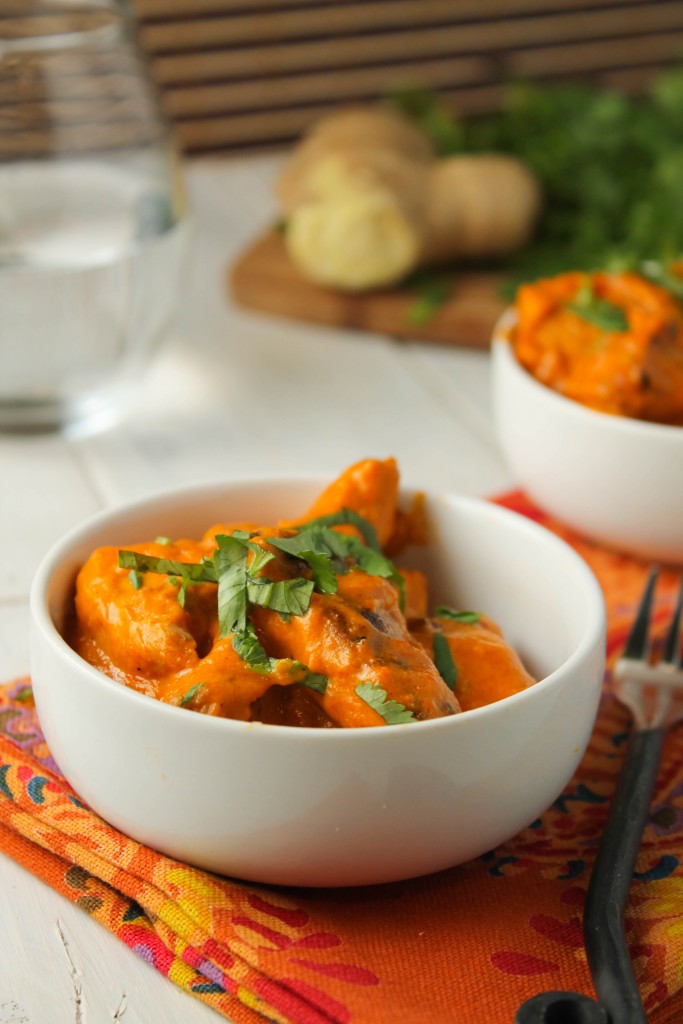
[276,106,541,292]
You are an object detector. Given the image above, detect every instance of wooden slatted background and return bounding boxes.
[129,0,683,153]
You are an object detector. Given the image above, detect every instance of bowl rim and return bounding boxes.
[493,310,683,440]
[30,475,607,740]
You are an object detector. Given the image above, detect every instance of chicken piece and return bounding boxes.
[410,614,534,712]
[71,539,216,680]
[400,568,429,620]
[292,456,399,548]
[252,570,460,727]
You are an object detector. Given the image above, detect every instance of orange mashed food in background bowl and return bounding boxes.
[511,270,683,425]
[66,458,534,728]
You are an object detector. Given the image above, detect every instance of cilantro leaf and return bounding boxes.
[270,530,340,593]
[271,525,404,606]
[180,682,203,707]
[355,682,416,724]
[435,606,482,624]
[246,543,275,577]
[232,623,274,673]
[294,508,381,551]
[433,632,458,690]
[297,669,329,694]
[128,569,143,590]
[246,576,314,617]
[213,534,249,636]
[407,275,450,327]
[297,549,339,594]
[566,281,628,332]
[118,550,216,584]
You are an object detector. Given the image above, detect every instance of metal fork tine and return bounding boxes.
[662,575,683,667]
[622,566,659,660]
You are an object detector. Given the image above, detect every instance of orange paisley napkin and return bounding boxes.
[2,492,683,1024]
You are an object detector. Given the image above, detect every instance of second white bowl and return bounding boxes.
[492,325,683,564]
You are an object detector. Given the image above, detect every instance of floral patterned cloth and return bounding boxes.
[1,493,682,1024]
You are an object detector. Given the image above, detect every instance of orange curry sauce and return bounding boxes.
[512,271,683,425]
[67,458,534,728]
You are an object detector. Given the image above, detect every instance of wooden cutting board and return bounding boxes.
[229,231,508,349]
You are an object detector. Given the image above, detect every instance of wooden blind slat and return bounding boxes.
[132,0,653,24]
[150,4,683,85]
[512,30,683,76]
[163,55,490,117]
[139,0,659,52]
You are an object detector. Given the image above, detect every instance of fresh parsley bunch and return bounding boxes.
[390,69,683,288]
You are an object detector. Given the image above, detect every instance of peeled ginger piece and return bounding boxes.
[421,155,542,264]
[285,149,426,291]
[276,106,434,211]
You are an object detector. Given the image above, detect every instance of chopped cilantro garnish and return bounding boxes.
[128,569,143,590]
[435,606,482,624]
[433,632,458,690]
[297,669,329,694]
[232,622,274,673]
[213,534,249,635]
[118,550,215,584]
[407,275,450,327]
[355,682,415,724]
[180,682,203,707]
[246,575,315,616]
[155,536,171,546]
[565,281,628,332]
[271,519,405,607]
[294,508,381,551]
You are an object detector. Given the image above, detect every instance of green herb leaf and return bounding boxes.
[271,525,349,564]
[393,77,683,284]
[118,550,216,584]
[246,576,315,617]
[298,549,339,594]
[213,534,249,636]
[298,670,329,694]
[155,536,171,546]
[128,569,143,590]
[272,524,404,605]
[355,682,416,724]
[180,682,203,707]
[433,632,458,690]
[270,530,340,594]
[294,508,381,551]
[640,259,683,302]
[434,606,482,624]
[246,543,275,577]
[407,276,450,326]
[231,623,274,673]
[566,281,628,332]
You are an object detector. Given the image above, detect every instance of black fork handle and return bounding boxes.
[515,727,664,1024]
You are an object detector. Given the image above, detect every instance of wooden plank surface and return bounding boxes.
[229,231,507,348]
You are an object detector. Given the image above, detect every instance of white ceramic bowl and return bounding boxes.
[30,478,606,887]
[492,318,683,564]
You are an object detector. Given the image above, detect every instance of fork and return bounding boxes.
[515,567,683,1024]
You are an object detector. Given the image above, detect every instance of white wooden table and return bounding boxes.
[0,155,514,1023]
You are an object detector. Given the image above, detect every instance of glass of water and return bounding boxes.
[0,0,186,432]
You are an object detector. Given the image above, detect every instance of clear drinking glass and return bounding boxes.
[0,0,186,432]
